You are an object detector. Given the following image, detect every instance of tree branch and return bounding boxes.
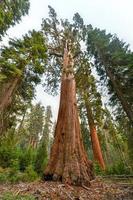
[49,51,63,57]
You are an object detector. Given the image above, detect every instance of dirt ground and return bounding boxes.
[0,178,133,200]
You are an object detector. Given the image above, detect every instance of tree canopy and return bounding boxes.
[0,0,30,40]
[0,4,133,189]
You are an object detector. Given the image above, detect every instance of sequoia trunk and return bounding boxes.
[0,77,20,134]
[44,47,94,186]
[85,99,105,170]
[0,77,20,112]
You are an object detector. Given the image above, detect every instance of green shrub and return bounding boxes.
[22,165,38,182]
[0,145,18,168]
[0,136,39,184]
[94,162,104,175]
[8,171,24,183]
[0,165,38,184]
[94,161,131,176]
[0,168,22,184]
[35,140,48,176]
[19,148,37,171]
[0,171,8,183]
[0,192,35,200]
[105,162,131,175]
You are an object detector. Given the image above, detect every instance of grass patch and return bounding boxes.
[0,192,35,200]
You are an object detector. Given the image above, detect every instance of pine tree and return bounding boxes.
[35,106,53,175]
[26,103,45,149]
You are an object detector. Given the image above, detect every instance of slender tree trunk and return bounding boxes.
[44,46,94,186]
[17,108,27,132]
[28,136,37,149]
[84,98,105,170]
[105,66,133,125]
[111,127,127,166]
[103,129,112,166]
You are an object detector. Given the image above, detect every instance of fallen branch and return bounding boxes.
[81,184,91,191]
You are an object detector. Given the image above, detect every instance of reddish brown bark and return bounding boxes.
[28,136,38,149]
[0,77,20,134]
[44,47,94,186]
[85,99,105,170]
[0,76,20,112]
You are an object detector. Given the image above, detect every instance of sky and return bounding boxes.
[2,0,133,120]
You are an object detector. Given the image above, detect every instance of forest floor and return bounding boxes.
[0,177,133,200]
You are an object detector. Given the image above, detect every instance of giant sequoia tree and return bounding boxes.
[76,54,105,170]
[42,6,94,186]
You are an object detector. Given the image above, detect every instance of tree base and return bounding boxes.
[44,76,94,186]
[43,170,94,186]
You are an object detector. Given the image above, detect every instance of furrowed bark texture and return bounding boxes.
[0,77,20,134]
[44,74,94,186]
[0,77,19,113]
[85,99,106,170]
[44,43,94,186]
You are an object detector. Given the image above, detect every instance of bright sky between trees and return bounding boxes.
[2,0,133,120]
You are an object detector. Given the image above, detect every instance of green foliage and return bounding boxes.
[0,30,47,135]
[0,0,30,39]
[35,106,53,175]
[35,140,48,175]
[0,133,38,183]
[86,27,133,166]
[80,121,93,158]
[22,165,38,182]
[0,5,132,182]
[0,167,19,183]
[76,54,104,135]
[8,171,23,184]
[26,103,45,145]
[0,30,47,83]
[94,162,104,175]
[105,162,131,175]
[0,165,38,184]
[0,134,37,184]
[0,167,8,183]
[94,161,132,176]
[87,27,133,124]
[0,143,19,168]
[1,192,35,200]
[41,6,86,95]
[41,6,133,172]
[19,148,37,171]
[0,103,52,183]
